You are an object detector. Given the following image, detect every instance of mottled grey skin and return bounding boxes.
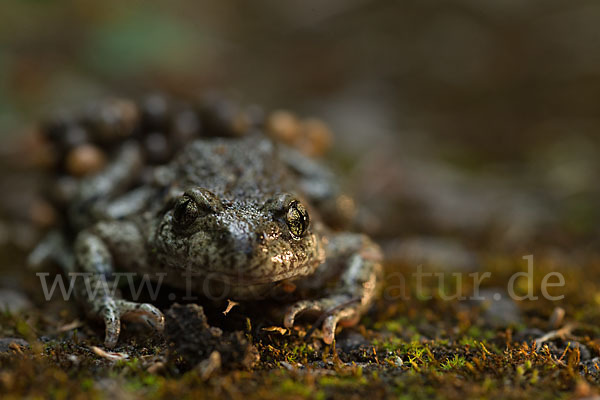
[34,134,382,347]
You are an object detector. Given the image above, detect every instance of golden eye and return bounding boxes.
[173,196,199,228]
[286,201,309,238]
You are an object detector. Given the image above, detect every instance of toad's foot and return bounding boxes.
[74,224,165,347]
[98,298,165,348]
[284,234,382,345]
[283,295,361,344]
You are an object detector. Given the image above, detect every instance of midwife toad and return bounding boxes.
[33,133,382,347]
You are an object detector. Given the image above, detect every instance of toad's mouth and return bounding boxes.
[180,261,318,286]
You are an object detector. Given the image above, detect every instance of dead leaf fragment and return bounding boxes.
[90,346,129,361]
[262,326,288,335]
[58,320,83,332]
[223,299,239,315]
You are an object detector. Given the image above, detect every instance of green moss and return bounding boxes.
[3,249,600,399]
[440,355,467,371]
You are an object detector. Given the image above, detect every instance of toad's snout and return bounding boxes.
[220,220,262,256]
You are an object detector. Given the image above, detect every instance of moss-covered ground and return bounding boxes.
[2,247,600,400]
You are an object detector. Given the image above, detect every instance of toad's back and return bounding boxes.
[173,135,292,204]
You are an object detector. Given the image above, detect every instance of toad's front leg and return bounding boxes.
[74,221,164,347]
[284,233,382,344]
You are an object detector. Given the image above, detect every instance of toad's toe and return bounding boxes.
[322,307,358,344]
[117,300,165,331]
[284,300,325,328]
[99,299,122,348]
[284,295,360,343]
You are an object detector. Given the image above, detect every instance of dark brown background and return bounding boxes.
[1,0,599,244]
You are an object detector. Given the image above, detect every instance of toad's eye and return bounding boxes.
[173,196,199,228]
[172,188,222,230]
[286,201,309,238]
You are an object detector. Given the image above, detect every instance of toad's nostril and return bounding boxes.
[231,236,254,255]
[224,223,256,256]
[257,232,268,245]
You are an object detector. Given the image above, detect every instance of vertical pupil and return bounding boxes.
[287,202,309,237]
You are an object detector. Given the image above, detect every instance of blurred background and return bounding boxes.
[2,4,600,395]
[1,0,600,256]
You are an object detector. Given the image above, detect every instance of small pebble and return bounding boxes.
[298,118,333,156]
[390,356,404,367]
[67,354,80,365]
[88,98,139,142]
[172,108,202,146]
[63,125,90,148]
[548,306,565,330]
[29,199,57,228]
[266,110,301,144]
[112,99,140,136]
[231,110,251,136]
[197,351,221,380]
[472,288,522,328]
[65,144,106,177]
[336,330,369,352]
[144,132,171,163]
[279,361,295,371]
[52,176,79,205]
[142,94,170,132]
[42,110,76,144]
[200,96,244,137]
